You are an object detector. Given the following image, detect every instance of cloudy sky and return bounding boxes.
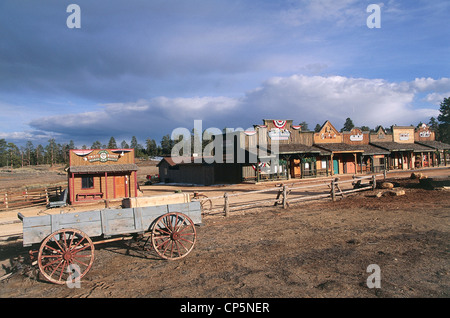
[1,0,449,147]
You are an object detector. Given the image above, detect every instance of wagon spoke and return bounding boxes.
[73,257,90,267]
[43,256,63,269]
[58,261,67,282]
[42,245,63,255]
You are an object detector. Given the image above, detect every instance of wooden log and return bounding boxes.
[224,193,229,217]
[331,179,336,201]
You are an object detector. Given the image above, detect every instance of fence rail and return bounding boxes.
[194,174,384,217]
[0,186,62,211]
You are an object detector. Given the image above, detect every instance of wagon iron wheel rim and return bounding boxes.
[194,194,212,212]
[38,228,94,285]
[151,212,197,260]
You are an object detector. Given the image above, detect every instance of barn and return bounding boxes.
[157,156,244,185]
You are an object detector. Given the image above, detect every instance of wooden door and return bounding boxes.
[333,159,339,174]
[291,159,301,178]
[115,176,126,198]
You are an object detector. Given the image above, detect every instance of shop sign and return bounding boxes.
[268,128,290,140]
[350,134,363,141]
[87,150,119,163]
[419,131,431,138]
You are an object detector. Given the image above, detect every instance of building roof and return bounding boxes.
[314,143,365,153]
[274,143,331,155]
[415,140,450,150]
[355,144,390,155]
[157,156,216,166]
[370,142,432,152]
[69,163,138,173]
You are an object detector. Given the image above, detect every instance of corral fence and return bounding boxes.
[0,186,63,211]
[194,173,385,217]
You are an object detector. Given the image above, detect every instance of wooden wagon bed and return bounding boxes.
[17,201,202,285]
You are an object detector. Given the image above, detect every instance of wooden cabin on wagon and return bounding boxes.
[68,149,138,204]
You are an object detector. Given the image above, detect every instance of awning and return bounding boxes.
[415,141,450,150]
[69,163,138,173]
[370,142,433,152]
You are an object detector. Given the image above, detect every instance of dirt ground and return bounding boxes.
[0,164,449,299]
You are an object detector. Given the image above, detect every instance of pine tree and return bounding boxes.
[107,136,117,149]
[341,118,355,132]
[437,97,450,143]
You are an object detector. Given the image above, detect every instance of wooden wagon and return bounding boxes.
[17,201,202,285]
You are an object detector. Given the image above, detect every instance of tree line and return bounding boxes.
[0,135,176,168]
[1,97,449,168]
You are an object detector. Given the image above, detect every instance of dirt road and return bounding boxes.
[0,169,449,299]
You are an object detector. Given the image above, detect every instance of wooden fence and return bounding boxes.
[0,186,63,211]
[195,174,385,217]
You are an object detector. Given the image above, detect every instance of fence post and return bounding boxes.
[4,193,8,209]
[45,188,49,205]
[224,193,229,217]
[282,185,287,209]
[331,179,336,202]
[383,169,386,180]
[372,175,377,190]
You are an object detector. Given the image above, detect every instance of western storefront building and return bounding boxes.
[68,149,138,204]
[414,124,450,166]
[370,126,436,170]
[160,119,449,185]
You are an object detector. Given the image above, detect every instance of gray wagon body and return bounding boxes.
[19,201,202,247]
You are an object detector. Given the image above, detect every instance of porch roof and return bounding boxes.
[415,140,450,150]
[275,143,331,155]
[314,143,364,154]
[69,163,139,173]
[370,142,432,152]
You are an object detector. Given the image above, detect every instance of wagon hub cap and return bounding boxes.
[63,251,73,261]
[171,232,180,240]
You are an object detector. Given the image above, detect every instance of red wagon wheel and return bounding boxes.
[194,194,212,213]
[38,228,95,285]
[151,212,197,260]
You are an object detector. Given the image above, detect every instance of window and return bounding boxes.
[81,175,94,189]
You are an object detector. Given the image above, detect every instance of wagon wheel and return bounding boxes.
[151,212,197,260]
[194,194,212,212]
[38,228,95,285]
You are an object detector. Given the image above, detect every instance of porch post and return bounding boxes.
[71,172,75,203]
[331,153,334,175]
[105,172,108,199]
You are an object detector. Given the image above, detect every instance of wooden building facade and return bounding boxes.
[68,149,138,204]
[370,126,437,170]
